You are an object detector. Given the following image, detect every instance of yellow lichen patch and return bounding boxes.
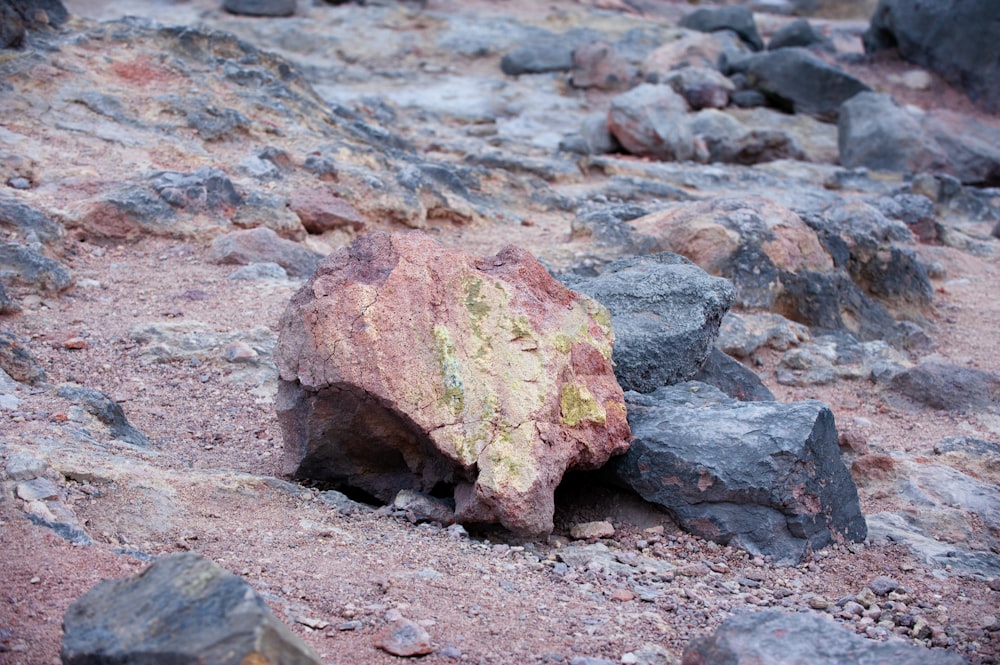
[432,325,465,416]
[481,423,537,494]
[560,382,607,427]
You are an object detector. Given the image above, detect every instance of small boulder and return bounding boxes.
[838,92,948,175]
[571,41,634,90]
[57,384,151,447]
[288,187,366,234]
[612,382,866,563]
[679,6,764,52]
[890,362,1000,412]
[660,67,734,110]
[683,610,966,665]
[501,41,575,76]
[0,242,72,293]
[560,252,735,393]
[689,109,805,165]
[0,330,45,384]
[607,84,696,162]
[208,227,324,278]
[767,18,835,52]
[222,0,296,17]
[0,198,63,243]
[61,552,322,665]
[275,231,630,537]
[691,348,776,402]
[731,48,870,120]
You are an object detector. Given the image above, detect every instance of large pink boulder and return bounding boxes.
[275,231,630,536]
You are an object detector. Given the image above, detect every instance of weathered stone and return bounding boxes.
[838,92,948,175]
[0,198,63,243]
[731,48,870,120]
[501,40,575,76]
[227,262,289,282]
[890,362,1000,412]
[689,110,805,165]
[288,187,366,234]
[57,384,151,447]
[660,67,734,111]
[561,252,734,393]
[0,330,45,384]
[572,41,634,90]
[393,489,455,525]
[2,0,68,47]
[0,282,19,314]
[691,348,775,402]
[4,452,48,481]
[61,552,321,665]
[222,0,296,17]
[643,30,748,75]
[863,0,1000,114]
[559,113,621,155]
[570,520,615,540]
[208,227,324,278]
[0,242,72,293]
[716,312,811,358]
[776,333,911,386]
[626,197,832,310]
[374,618,434,657]
[679,6,764,52]
[767,19,835,53]
[275,231,630,537]
[151,167,243,213]
[612,382,866,563]
[682,610,966,665]
[69,186,177,243]
[607,84,696,162]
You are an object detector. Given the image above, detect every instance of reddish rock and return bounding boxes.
[607,84,696,162]
[374,618,433,657]
[275,231,630,537]
[288,187,366,234]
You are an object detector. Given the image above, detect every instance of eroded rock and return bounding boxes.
[276,231,630,536]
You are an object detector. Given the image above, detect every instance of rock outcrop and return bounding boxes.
[276,231,630,536]
[612,382,866,563]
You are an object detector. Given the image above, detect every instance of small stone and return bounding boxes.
[16,478,60,501]
[5,453,48,481]
[64,337,88,350]
[374,618,434,657]
[570,521,615,540]
[8,177,31,189]
[222,341,258,363]
[809,596,831,610]
[868,576,900,597]
[855,587,877,609]
[608,588,635,602]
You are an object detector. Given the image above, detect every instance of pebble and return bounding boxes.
[63,337,88,350]
[570,521,615,540]
[868,576,900,596]
[222,341,258,363]
[374,617,434,656]
[808,596,831,610]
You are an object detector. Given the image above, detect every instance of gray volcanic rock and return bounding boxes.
[561,252,735,393]
[731,48,870,120]
[61,552,322,665]
[208,227,324,278]
[767,18,835,52]
[889,362,1000,411]
[572,41,635,90]
[863,0,1000,113]
[0,330,45,384]
[0,242,72,294]
[57,384,151,447]
[660,67,734,110]
[683,610,966,665]
[607,84,696,162]
[679,6,764,52]
[612,382,866,563]
[222,0,296,17]
[691,348,776,402]
[0,198,63,243]
[689,110,805,165]
[501,40,575,76]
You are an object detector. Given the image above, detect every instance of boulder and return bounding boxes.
[1,0,68,48]
[863,0,1000,113]
[501,40,575,76]
[560,252,735,393]
[61,552,321,665]
[222,0,296,17]
[208,227,324,278]
[625,196,832,310]
[679,6,764,52]
[607,84,696,162]
[691,348,776,402]
[612,382,866,563]
[288,187,366,234]
[559,113,621,155]
[838,92,948,175]
[0,198,64,243]
[0,242,72,294]
[889,362,1000,412]
[682,611,966,665]
[922,110,1000,187]
[716,311,811,358]
[151,167,243,213]
[767,18,835,53]
[730,48,870,120]
[689,110,805,165]
[275,231,630,537]
[572,41,635,90]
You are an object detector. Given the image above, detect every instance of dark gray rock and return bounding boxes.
[732,48,870,120]
[679,6,764,52]
[660,67,734,110]
[870,193,937,242]
[2,0,68,47]
[612,382,866,563]
[501,41,575,76]
[57,384,151,447]
[607,84,696,161]
[933,435,1000,458]
[61,552,322,665]
[923,110,1000,188]
[70,185,178,243]
[1,3,26,49]
[683,610,966,665]
[890,362,1000,412]
[0,198,63,243]
[222,0,296,17]
[767,18,835,52]
[568,203,650,250]
[151,167,243,212]
[0,242,72,293]
[208,227,324,278]
[691,348,776,402]
[0,282,19,314]
[561,253,735,393]
[0,330,45,384]
[559,113,621,155]
[838,92,947,174]
[863,0,1000,113]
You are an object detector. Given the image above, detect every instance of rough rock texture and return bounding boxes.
[0,330,45,384]
[679,6,764,52]
[571,41,634,91]
[501,40,575,76]
[0,242,73,293]
[222,0,296,17]
[863,0,1000,113]
[731,48,870,120]
[61,552,322,665]
[208,227,324,278]
[560,252,735,393]
[767,18,835,52]
[607,84,696,162]
[612,382,866,563]
[660,67,734,111]
[689,110,805,165]
[889,362,1000,412]
[56,385,151,448]
[691,348,776,402]
[682,610,967,665]
[275,231,630,536]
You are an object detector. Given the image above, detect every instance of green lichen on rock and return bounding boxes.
[560,382,606,427]
[432,324,465,416]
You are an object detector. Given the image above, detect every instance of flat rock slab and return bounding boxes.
[612,382,866,563]
[61,552,322,665]
[275,231,630,537]
[682,610,966,665]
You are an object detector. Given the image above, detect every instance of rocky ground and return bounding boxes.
[1,0,999,663]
